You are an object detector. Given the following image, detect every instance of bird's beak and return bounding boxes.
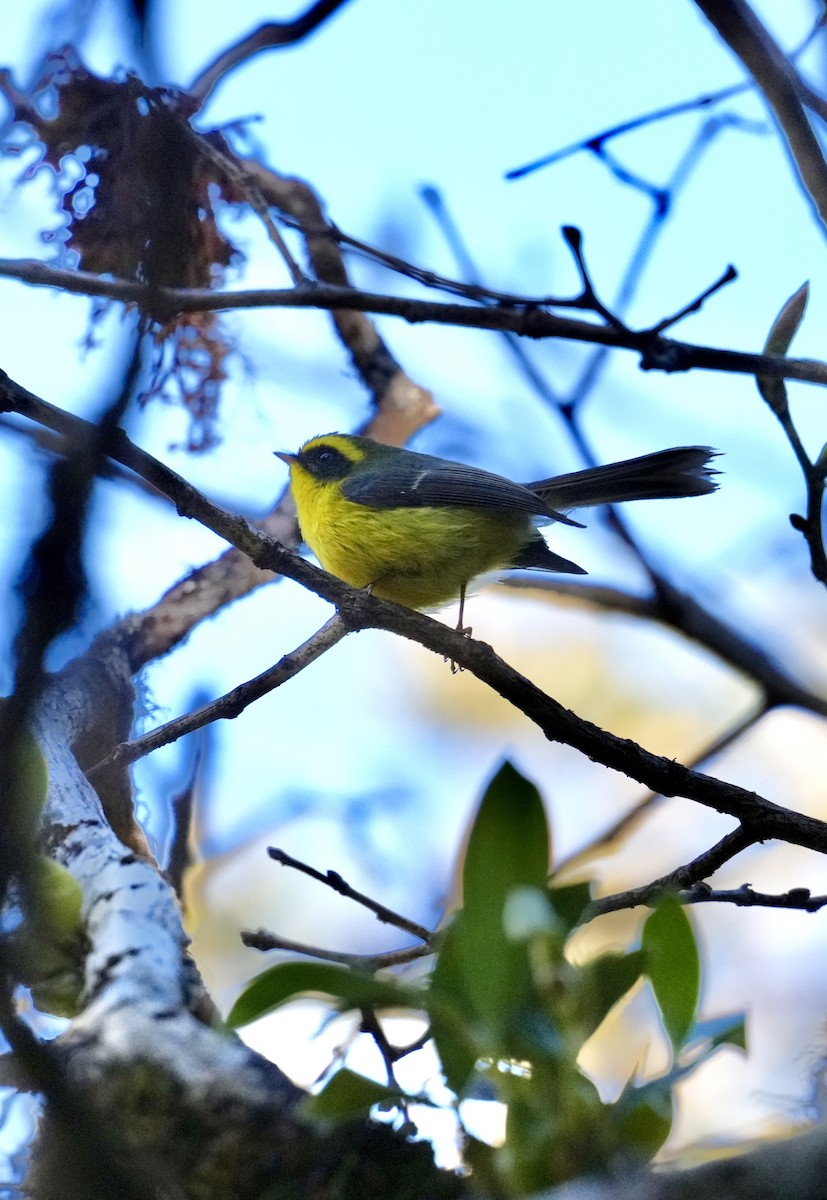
[274,451,297,466]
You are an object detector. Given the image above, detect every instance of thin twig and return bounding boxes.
[285,211,606,312]
[188,0,353,106]
[268,848,433,943]
[240,930,430,971]
[679,882,827,910]
[552,118,753,590]
[505,557,827,723]
[553,111,754,457]
[87,615,349,779]
[230,159,440,445]
[506,81,755,180]
[420,185,561,406]
[757,327,827,583]
[505,14,824,180]
[554,707,766,879]
[584,825,757,918]
[648,264,738,335]
[191,132,308,285]
[561,226,629,332]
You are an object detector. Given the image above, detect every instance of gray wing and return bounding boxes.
[342,453,583,527]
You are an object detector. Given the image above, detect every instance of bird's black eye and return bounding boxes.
[300,443,352,481]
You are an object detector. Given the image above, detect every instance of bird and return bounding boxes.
[275,434,718,627]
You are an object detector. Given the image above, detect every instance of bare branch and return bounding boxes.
[585,826,758,918]
[505,572,827,721]
[506,81,755,180]
[695,0,827,235]
[191,134,308,285]
[237,159,440,446]
[561,225,630,332]
[268,848,433,944]
[420,184,562,405]
[680,882,827,911]
[648,264,738,335]
[505,13,824,181]
[240,931,430,972]
[87,615,349,779]
[188,0,354,106]
[555,707,765,879]
[2,258,827,386]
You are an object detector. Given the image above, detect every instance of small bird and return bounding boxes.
[275,434,718,626]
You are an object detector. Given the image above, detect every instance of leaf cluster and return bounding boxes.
[229,763,745,1195]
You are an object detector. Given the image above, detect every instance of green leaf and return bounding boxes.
[463,761,551,905]
[615,1076,673,1160]
[429,914,483,1095]
[27,857,84,941]
[547,880,592,935]
[227,962,423,1029]
[758,281,808,415]
[461,1134,501,1197]
[642,896,699,1053]
[578,950,646,1041]
[457,762,551,1026]
[304,1068,400,1120]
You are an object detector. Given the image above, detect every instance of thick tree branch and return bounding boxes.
[25,623,455,1200]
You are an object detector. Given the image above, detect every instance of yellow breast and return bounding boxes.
[288,462,529,610]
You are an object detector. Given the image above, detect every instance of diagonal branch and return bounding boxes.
[268,848,433,943]
[3,372,826,859]
[87,615,349,780]
[188,0,354,106]
[695,0,827,234]
[585,825,757,918]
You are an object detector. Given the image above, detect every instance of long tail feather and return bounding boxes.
[527,447,719,509]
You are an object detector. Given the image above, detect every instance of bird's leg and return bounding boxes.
[456,583,472,637]
[447,583,472,674]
